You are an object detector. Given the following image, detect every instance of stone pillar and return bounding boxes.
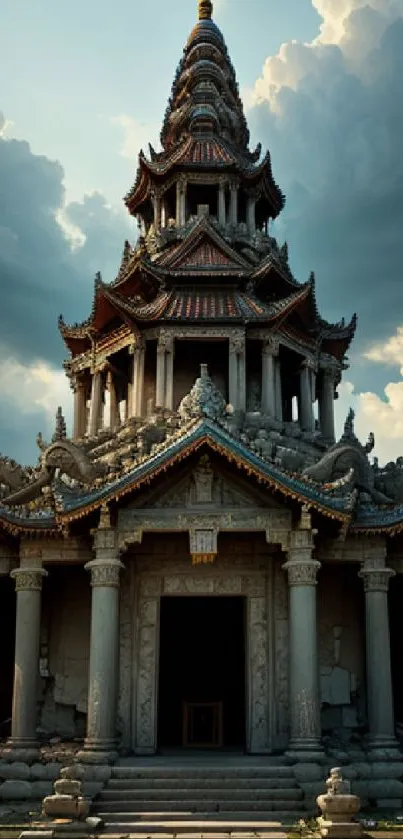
[73,377,87,439]
[229,335,246,411]
[130,340,145,418]
[300,360,315,432]
[107,370,119,432]
[230,180,239,227]
[275,356,283,422]
[319,365,338,442]
[156,335,167,409]
[176,180,181,226]
[247,194,256,237]
[80,509,124,762]
[153,190,162,231]
[262,340,277,417]
[6,563,48,759]
[89,371,103,437]
[218,179,227,226]
[165,337,175,411]
[359,557,397,754]
[176,178,187,227]
[283,514,323,759]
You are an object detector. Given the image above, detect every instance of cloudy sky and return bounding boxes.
[1,0,403,465]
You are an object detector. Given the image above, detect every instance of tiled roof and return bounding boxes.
[107,286,310,323]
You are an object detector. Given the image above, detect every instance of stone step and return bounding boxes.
[100,823,288,837]
[98,815,299,832]
[96,800,303,813]
[99,788,303,802]
[99,818,289,837]
[111,767,295,780]
[106,778,299,791]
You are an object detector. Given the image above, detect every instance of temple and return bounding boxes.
[2,0,403,819]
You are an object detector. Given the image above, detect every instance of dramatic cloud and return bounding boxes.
[248,0,403,396]
[0,354,72,465]
[110,115,160,161]
[0,125,133,462]
[335,376,403,465]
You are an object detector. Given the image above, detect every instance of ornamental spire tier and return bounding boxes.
[199,0,213,19]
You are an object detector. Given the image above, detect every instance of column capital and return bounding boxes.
[229,334,245,355]
[262,337,279,357]
[359,566,395,593]
[10,567,48,592]
[282,558,321,587]
[85,559,124,588]
[158,330,174,353]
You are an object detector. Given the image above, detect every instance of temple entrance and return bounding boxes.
[158,596,246,750]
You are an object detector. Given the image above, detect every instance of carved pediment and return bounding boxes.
[128,455,282,512]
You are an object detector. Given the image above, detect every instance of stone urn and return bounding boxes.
[317,768,363,839]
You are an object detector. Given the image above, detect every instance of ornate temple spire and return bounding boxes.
[198,0,213,19]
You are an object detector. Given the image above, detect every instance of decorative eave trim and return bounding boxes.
[56,420,353,526]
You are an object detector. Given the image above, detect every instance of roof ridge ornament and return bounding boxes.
[198,0,213,19]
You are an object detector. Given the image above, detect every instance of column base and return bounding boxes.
[76,739,118,765]
[286,739,325,763]
[367,737,402,762]
[1,738,41,764]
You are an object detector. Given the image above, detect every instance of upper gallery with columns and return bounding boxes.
[4,0,403,811]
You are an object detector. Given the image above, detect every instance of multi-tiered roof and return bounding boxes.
[1,0,401,541]
[59,0,356,368]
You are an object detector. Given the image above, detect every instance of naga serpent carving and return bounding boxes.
[303,409,392,504]
[1,440,107,507]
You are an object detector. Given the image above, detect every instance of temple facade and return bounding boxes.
[2,0,403,813]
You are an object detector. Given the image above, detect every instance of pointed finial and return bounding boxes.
[199,0,213,20]
[52,407,67,442]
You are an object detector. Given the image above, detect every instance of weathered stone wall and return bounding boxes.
[39,566,91,738]
[318,563,365,738]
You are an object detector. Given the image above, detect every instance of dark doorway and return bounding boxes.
[158,596,246,750]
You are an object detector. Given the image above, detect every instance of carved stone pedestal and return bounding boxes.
[317,769,363,839]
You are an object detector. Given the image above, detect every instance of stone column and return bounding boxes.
[156,335,167,409]
[130,340,145,418]
[107,370,119,432]
[89,371,103,437]
[359,557,398,754]
[230,180,239,227]
[218,179,227,226]
[153,190,162,231]
[275,355,283,422]
[283,514,323,758]
[6,563,48,760]
[73,377,87,439]
[176,178,187,227]
[262,340,277,417]
[229,335,246,411]
[299,360,315,432]
[319,365,338,442]
[80,509,124,762]
[247,195,256,237]
[176,179,181,226]
[165,337,175,411]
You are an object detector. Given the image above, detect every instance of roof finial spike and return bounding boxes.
[198,0,213,20]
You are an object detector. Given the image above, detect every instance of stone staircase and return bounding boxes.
[94,758,307,835]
